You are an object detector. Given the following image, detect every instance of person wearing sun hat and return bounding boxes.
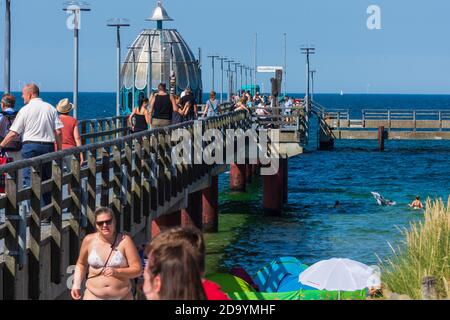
[56,98,83,169]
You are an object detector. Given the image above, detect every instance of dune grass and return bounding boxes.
[381,198,450,299]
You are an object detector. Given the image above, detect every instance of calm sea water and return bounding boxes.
[2,92,450,274]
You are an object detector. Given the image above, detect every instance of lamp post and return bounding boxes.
[107,18,130,117]
[233,62,240,95]
[310,70,316,102]
[217,57,227,103]
[301,46,315,113]
[226,59,234,101]
[4,0,11,93]
[207,54,219,91]
[63,1,91,119]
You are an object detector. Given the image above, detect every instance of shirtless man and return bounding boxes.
[409,196,424,209]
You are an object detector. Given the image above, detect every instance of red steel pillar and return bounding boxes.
[230,163,246,192]
[202,175,219,233]
[263,158,286,216]
[378,126,385,152]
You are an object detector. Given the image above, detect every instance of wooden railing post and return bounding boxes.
[69,156,81,266]
[100,148,110,207]
[124,140,134,232]
[87,150,97,233]
[133,138,143,225]
[142,137,151,218]
[112,146,123,232]
[29,165,42,299]
[3,169,19,300]
[50,159,63,284]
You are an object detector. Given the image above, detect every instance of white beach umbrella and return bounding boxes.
[299,258,379,292]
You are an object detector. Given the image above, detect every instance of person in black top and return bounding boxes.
[129,98,151,133]
[179,87,198,121]
[149,83,186,129]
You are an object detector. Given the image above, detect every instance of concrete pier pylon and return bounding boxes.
[263,158,287,215]
[202,175,219,233]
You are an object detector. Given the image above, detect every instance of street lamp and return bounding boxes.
[107,18,130,117]
[226,59,234,101]
[217,57,227,103]
[4,0,11,93]
[233,62,240,95]
[301,45,315,113]
[207,54,219,91]
[63,1,91,119]
[310,70,316,102]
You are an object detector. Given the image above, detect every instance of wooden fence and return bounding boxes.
[0,109,250,300]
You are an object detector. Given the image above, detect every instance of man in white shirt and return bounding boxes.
[0,84,63,210]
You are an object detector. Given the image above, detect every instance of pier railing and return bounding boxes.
[0,109,250,300]
[323,109,450,130]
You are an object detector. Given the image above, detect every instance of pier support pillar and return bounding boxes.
[151,211,181,238]
[378,126,385,152]
[319,120,334,150]
[230,163,246,192]
[202,175,219,233]
[181,191,203,230]
[283,158,288,204]
[263,158,287,216]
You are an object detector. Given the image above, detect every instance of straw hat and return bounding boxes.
[56,98,73,114]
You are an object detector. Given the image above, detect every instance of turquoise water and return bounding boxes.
[216,94,450,275]
[3,92,450,274]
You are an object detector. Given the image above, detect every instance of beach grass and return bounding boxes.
[381,198,450,299]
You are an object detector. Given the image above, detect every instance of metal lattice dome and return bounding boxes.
[120,1,202,113]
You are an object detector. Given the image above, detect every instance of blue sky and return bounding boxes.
[1,0,450,94]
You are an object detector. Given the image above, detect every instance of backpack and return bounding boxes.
[0,111,22,152]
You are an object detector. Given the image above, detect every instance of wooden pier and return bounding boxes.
[0,105,306,300]
[310,102,450,150]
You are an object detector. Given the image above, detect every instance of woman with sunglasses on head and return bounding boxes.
[71,207,142,300]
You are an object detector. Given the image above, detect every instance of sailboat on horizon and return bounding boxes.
[340,90,344,96]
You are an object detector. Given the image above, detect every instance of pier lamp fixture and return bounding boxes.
[107,18,130,117]
[63,1,91,119]
[207,54,219,92]
[226,59,234,101]
[301,45,315,113]
[232,62,240,95]
[217,57,228,103]
[310,70,316,102]
[239,65,245,94]
[4,0,11,93]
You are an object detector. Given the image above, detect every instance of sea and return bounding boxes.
[2,92,450,274]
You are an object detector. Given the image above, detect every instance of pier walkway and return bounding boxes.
[0,104,306,300]
[310,102,450,150]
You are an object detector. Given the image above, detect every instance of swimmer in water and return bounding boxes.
[409,196,424,209]
[333,201,341,209]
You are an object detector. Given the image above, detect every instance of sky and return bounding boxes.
[1,0,450,94]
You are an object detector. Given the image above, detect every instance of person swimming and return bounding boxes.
[371,192,396,206]
[409,196,424,210]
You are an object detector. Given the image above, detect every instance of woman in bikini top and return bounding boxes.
[71,207,142,300]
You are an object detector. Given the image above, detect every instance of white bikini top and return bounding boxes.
[87,234,128,269]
